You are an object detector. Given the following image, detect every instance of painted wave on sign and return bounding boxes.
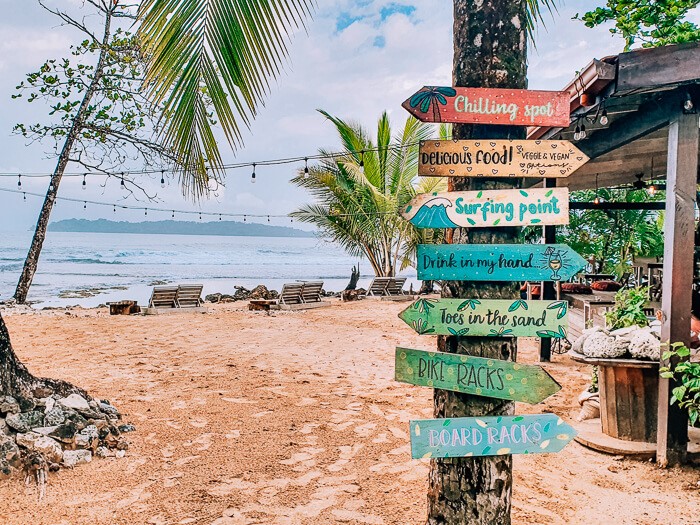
[404,196,459,228]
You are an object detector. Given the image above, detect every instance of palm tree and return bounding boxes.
[137,0,314,182]
[426,1,557,523]
[290,110,445,277]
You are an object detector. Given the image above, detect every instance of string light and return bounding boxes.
[23,192,26,201]
[171,210,175,218]
[0,186,399,220]
[160,170,165,188]
[83,201,87,209]
[579,123,587,139]
[120,173,125,190]
[144,208,148,216]
[251,163,256,184]
[359,151,365,168]
[82,174,87,190]
[0,143,415,179]
[599,109,608,126]
[573,124,581,141]
[243,215,247,222]
[17,175,21,189]
[219,214,222,221]
[303,157,309,178]
[594,173,600,205]
[267,215,270,222]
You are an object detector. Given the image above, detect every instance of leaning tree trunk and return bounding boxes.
[14,11,114,304]
[0,310,86,401]
[427,2,528,524]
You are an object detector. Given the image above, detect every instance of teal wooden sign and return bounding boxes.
[398,298,568,338]
[409,414,576,459]
[417,244,586,282]
[394,347,561,404]
[401,188,569,229]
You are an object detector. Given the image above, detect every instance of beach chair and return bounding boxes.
[300,281,324,303]
[279,283,304,305]
[386,277,407,296]
[366,277,392,297]
[148,285,178,308]
[176,284,203,308]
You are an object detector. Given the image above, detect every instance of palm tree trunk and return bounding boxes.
[427,2,527,523]
[14,9,114,304]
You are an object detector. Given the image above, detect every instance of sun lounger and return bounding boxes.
[366,277,392,297]
[176,284,204,308]
[386,277,407,296]
[148,286,178,308]
[301,281,324,303]
[279,283,304,305]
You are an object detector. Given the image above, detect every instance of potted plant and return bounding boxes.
[604,287,649,331]
[660,343,700,427]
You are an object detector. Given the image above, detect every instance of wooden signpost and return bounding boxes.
[418,139,589,178]
[409,414,576,459]
[401,188,569,229]
[402,86,570,127]
[417,243,586,282]
[398,298,568,338]
[395,347,561,404]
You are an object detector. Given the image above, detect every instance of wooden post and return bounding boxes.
[657,109,698,467]
[540,178,557,362]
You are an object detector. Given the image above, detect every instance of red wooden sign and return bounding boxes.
[402,86,570,127]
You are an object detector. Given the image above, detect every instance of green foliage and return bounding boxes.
[556,188,664,277]
[660,342,700,426]
[12,20,190,186]
[137,0,314,187]
[604,287,650,329]
[577,0,700,50]
[290,111,446,277]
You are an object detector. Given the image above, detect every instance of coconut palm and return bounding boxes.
[290,111,446,277]
[137,0,314,187]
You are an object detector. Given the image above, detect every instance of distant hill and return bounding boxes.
[48,219,316,238]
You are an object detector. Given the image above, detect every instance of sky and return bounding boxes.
[0,0,633,232]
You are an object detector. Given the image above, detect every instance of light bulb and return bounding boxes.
[600,110,608,125]
[648,185,657,196]
[82,175,86,190]
[594,196,600,205]
[17,175,21,188]
[160,176,165,188]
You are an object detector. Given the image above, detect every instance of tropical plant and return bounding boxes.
[578,0,700,50]
[557,188,664,277]
[137,0,314,181]
[605,287,650,330]
[290,111,446,277]
[12,1,199,304]
[660,342,700,427]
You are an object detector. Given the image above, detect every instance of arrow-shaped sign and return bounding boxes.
[402,86,570,127]
[417,244,586,282]
[409,414,577,459]
[419,139,589,178]
[398,298,568,338]
[401,188,569,229]
[395,347,561,404]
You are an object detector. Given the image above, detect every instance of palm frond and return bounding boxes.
[138,0,314,196]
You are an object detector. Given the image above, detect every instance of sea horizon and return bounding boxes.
[0,231,419,308]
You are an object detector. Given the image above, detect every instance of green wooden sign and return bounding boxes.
[401,188,569,229]
[417,244,586,282]
[398,298,568,338]
[409,414,576,459]
[394,347,561,404]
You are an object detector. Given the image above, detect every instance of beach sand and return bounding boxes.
[1,300,699,525]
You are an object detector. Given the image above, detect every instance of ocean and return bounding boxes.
[0,231,418,308]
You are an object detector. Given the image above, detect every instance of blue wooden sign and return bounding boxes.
[409,414,576,459]
[417,244,586,282]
